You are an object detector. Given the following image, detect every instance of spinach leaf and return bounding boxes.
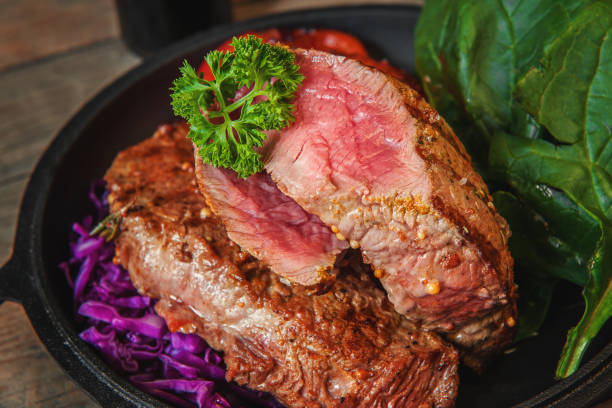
[493,190,596,286]
[510,1,612,376]
[494,191,558,341]
[515,273,557,342]
[415,0,584,160]
[415,0,612,377]
[514,1,612,146]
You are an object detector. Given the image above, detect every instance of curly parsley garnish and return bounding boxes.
[170,35,304,178]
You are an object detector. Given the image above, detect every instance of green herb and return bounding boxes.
[416,0,612,377]
[90,201,133,242]
[170,35,304,178]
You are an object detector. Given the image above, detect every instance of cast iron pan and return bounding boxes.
[0,5,610,408]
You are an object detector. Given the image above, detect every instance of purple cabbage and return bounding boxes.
[60,181,282,408]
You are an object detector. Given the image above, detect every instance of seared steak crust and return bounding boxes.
[262,49,517,369]
[391,77,517,368]
[105,123,459,408]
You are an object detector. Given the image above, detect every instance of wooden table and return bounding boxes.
[0,1,608,408]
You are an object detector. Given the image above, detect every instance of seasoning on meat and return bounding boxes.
[105,123,459,408]
[261,49,518,371]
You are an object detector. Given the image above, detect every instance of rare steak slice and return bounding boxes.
[105,123,459,408]
[194,151,348,288]
[261,49,517,369]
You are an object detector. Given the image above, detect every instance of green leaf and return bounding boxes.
[494,190,594,286]
[170,36,304,178]
[510,1,612,377]
[170,61,215,122]
[494,191,558,341]
[557,229,612,377]
[416,1,581,146]
[515,273,557,342]
[514,274,557,342]
[490,131,612,376]
[514,1,612,145]
[415,0,612,376]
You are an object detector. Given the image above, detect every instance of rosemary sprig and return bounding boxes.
[90,202,133,241]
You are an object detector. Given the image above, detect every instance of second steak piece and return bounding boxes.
[106,123,459,408]
[262,49,518,369]
[195,156,348,288]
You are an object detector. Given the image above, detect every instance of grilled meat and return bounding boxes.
[259,49,517,370]
[194,162,347,288]
[105,123,459,408]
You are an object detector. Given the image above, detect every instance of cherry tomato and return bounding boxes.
[285,28,405,80]
[288,28,368,58]
[195,27,407,83]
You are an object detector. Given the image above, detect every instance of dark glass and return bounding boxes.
[115,0,232,56]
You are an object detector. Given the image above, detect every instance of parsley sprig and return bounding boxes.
[170,35,304,178]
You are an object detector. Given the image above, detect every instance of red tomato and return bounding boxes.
[288,28,369,58]
[285,28,405,80]
[195,27,407,83]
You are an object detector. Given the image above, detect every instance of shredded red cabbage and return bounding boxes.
[60,181,282,408]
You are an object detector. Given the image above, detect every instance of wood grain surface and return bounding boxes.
[0,1,608,408]
[0,0,119,71]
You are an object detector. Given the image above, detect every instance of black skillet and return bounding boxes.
[0,5,610,408]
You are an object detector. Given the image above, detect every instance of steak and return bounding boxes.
[260,49,518,369]
[194,159,348,288]
[105,123,459,408]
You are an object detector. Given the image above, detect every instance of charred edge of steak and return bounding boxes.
[390,76,512,274]
[445,303,517,374]
[430,196,503,285]
[388,75,471,164]
[389,77,518,369]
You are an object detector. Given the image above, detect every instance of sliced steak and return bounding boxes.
[261,49,517,369]
[105,123,459,408]
[194,155,348,288]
